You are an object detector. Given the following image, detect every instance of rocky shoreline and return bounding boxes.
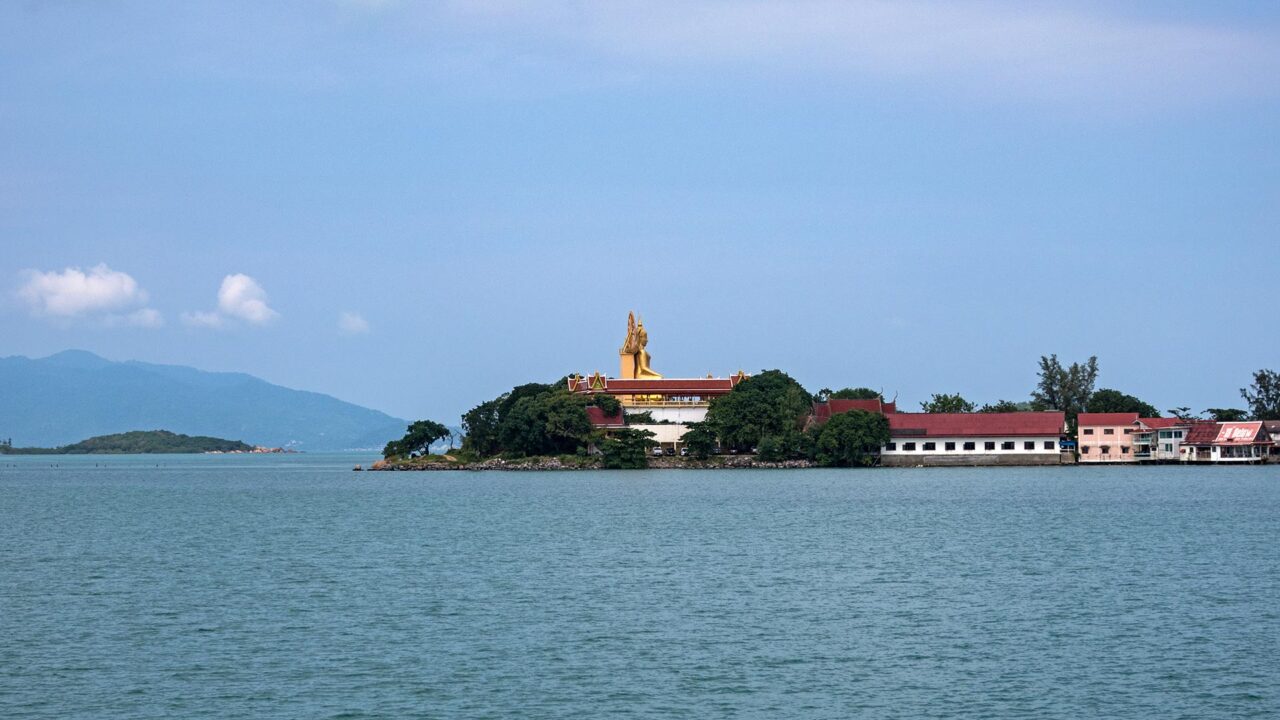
[364,456,818,471]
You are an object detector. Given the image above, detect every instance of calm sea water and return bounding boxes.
[1,455,1278,719]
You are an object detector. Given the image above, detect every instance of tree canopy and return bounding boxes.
[979,400,1029,413]
[1204,408,1249,422]
[679,421,718,460]
[384,420,452,459]
[1241,369,1280,420]
[1086,388,1158,418]
[830,387,882,400]
[599,428,655,469]
[461,382,595,458]
[705,369,813,450]
[811,410,890,467]
[920,393,975,413]
[1031,354,1099,427]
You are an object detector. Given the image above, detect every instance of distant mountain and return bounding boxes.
[0,350,409,451]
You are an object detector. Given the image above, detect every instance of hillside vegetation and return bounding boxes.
[1,430,254,455]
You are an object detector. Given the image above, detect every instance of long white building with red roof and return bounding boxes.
[879,412,1068,466]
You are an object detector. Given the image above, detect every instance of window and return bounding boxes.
[1001,441,1015,450]
[1121,446,1129,454]
[984,441,995,451]
[1100,445,1111,454]
[923,442,936,451]
[885,442,897,451]
[1162,443,1172,452]
[1159,430,1172,439]
[1123,428,1133,434]
[1044,441,1055,450]
[1083,428,1095,435]
[1024,441,1035,450]
[964,441,976,451]
[1081,446,1091,454]
[1104,428,1115,435]
[1174,431,1183,439]
[903,442,916,451]
[945,441,956,451]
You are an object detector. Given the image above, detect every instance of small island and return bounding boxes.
[0,430,286,455]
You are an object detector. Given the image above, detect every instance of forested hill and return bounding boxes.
[1,430,254,455]
[0,350,409,450]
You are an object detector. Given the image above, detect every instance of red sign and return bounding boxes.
[1215,422,1260,444]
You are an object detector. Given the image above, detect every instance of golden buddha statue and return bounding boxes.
[620,311,662,380]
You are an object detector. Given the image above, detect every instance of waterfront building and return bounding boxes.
[1180,421,1272,463]
[879,412,1068,467]
[1131,417,1193,462]
[1266,421,1280,462]
[1077,412,1142,463]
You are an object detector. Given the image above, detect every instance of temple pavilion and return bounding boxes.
[567,313,745,447]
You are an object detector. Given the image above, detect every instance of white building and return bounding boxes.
[879,412,1067,467]
[1181,421,1272,463]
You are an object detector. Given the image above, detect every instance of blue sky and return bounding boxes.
[3,1,1278,422]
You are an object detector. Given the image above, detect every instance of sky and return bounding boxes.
[2,0,1278,422]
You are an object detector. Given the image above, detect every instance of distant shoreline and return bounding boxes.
[0,430,286,456]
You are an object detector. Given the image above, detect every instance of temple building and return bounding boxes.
[568,312,746,449]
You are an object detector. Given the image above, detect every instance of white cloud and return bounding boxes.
[217,273,279,325]
[433,0,1280,108]
[185,273,279,329]
[180,310,226,329]
[338,311,370,335]
[18,263,148,316]
[17,264,163,327]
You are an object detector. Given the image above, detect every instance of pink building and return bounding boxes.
[1077,412,1141,463]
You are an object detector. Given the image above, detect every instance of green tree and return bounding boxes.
[920,393,975,413]
[498,391,593,456]
[1031,354,1099,428]
[1241,369,1280,420]
[979,399,1028,413]
[705,370,813,451]
[756,435,785,462]
[1167,406,1197,421]
[680,421,718,460]
[499,382,554,419]
[600,428,656,469]
[812,410,890,467]
[461,398,503,456]
[625,410,656,424]
[1204,408,1249,422]
[591,393,622,415]
[756,431,811,462]
[384,419,452,459]
[830,387,881,400]
[1086,388,1159,417]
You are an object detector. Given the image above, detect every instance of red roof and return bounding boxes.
[585,406,626,428]
[888,412,1065,438]
[1185,421,1269,445]
[568,375,743,396]
[1138,417,1183,429]
[812,398,897,421]
[1077,412,1139,427]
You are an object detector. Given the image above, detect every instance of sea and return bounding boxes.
[1,454,1277,719]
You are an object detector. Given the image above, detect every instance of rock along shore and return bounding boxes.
[367,456,817,471]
